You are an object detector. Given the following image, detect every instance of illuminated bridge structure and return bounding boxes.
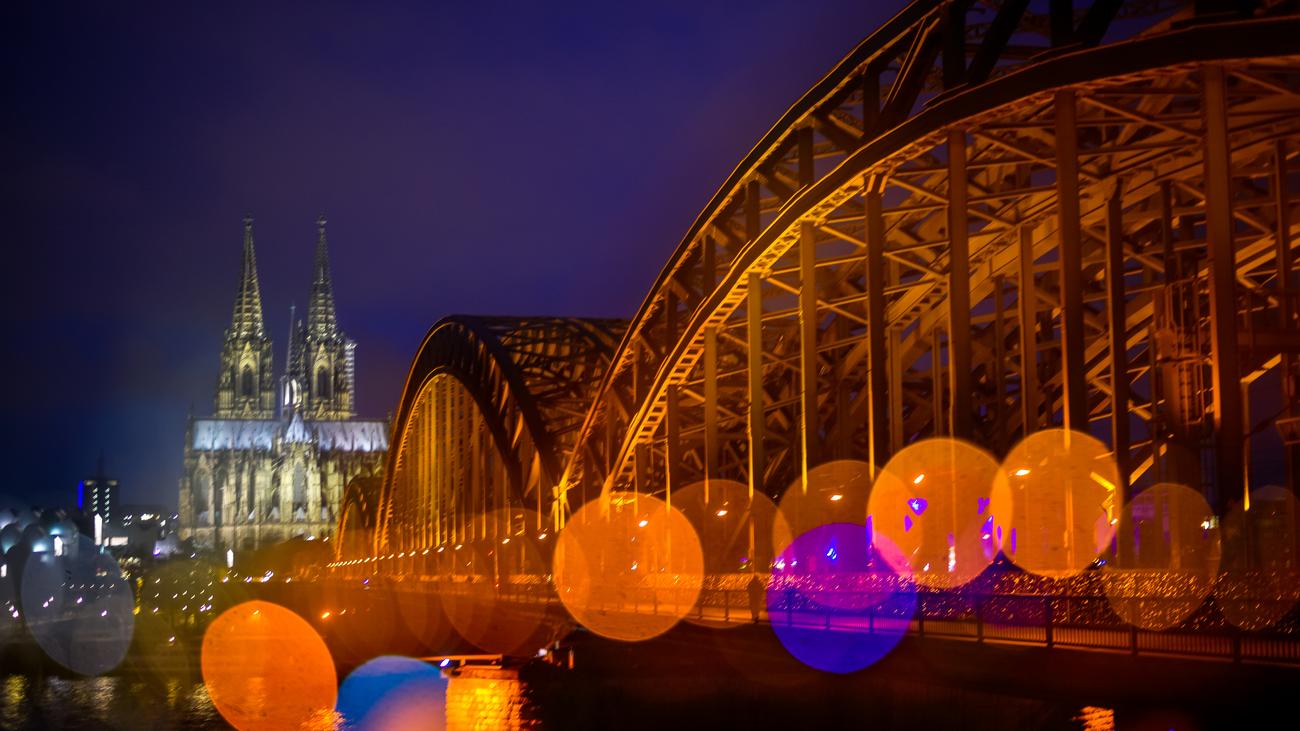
[324,0,1300,676]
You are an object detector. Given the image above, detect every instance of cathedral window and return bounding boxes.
[317,368,332,400]
[241,366,255,398]
[293,463,307,509]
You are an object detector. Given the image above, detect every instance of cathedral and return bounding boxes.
[178,217,388,552]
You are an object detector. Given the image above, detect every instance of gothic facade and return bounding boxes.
[179,217,388,552]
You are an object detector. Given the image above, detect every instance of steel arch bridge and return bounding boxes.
[355,316,625,569]
[337,0,1300,573]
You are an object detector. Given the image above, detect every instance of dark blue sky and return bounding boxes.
[1,1,906,508]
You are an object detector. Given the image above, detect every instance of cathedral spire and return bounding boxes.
[307,215,338,338]
[229,216,266,340]
[280,302,306,417]
[284,302,297,374]
[214,216,275,419]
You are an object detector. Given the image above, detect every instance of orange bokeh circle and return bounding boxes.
[201,600,338,731]
[440,507,551,655]
[867,438,1007,589]
[1103,483,1221,631]
[777,460,871,555]
[1214,485,1300,630]
[998,429,1120,578]
[674,479,788,628]
[553,492,704,642]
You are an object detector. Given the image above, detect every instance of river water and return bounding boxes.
[0,674,1111,731]
[0,662,1112,731]
[0,674,229,730]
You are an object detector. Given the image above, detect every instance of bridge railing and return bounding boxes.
[348,571,1300,667]
[695,584,1300,666]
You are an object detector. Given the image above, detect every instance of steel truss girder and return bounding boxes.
[353,3,1300,560]
[560,7,1300,517]
[371,316,623,556]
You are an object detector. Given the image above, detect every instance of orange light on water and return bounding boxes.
[201,600,337,731]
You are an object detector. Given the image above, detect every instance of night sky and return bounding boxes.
[2,1,907,508]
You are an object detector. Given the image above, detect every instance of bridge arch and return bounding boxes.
[556,1,1300,516]
[338,1,1300,567]
[334,475,381,575]
[369,316,624,562]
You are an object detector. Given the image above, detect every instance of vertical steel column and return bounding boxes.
[444,383,454,547]
[993,273,1008,454]
[430,399,438,551]
[456,388,464,544]
[704,326,719,482]
[834,318,853,460]
[603,391,615,476]
[865,186,890,473]
[441,380,449,548]
[635,443,650,496]
[798,223,819,483]
[748,273,766,499]
[798,127,815,190]
[433,384,441,548]
[1106,189,1132,499]
[666,385,682,496]
[889,327,905,454]
[795,126,819,486]
[744,176,764,498]
[1055,90,1088,433]
[947,130,973,438]
[471,403,482,541]
[1202,64,1244,509]
[437,381,447,546]
[1155,181,1176,482]
[430,398,437,548]
[410,407,419,551]
[424,398,432,550]
[1275,141,1297,493]
[932,326,946,435]
[1018,225,1039,435]
[1160,181,1177,279]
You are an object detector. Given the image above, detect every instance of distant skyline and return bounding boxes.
[2,1,907,507]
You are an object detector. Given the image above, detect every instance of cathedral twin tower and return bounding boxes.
[216,216,355,421]
[179,217,388,553]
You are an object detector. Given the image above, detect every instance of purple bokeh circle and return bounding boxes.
[766,523,916,674]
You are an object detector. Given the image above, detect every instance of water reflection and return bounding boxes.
[0,665,1129,730]
[0,669,533,731]
[445,665,540,730]
[0,673,227,730]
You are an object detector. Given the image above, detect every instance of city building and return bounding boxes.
[119,505,174,533]
[78,456,119,525]
[178,217,388,552]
